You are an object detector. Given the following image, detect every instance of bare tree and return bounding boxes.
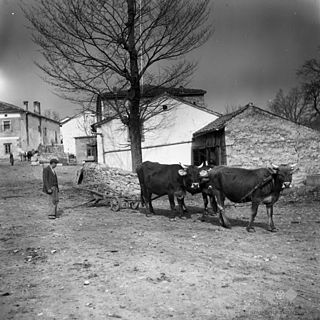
[43,109,61,121]
[268,88,313,125]
[23,0,213,170]
[223,104,243,114]
[297,53,320,117]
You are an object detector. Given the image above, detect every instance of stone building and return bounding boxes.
[0,101,61,159]
[192,104,320,186]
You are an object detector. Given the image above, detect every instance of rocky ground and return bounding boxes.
[0,160,319,320]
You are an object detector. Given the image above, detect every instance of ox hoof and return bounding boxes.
[267,227,277,232]
[246,226,255,232]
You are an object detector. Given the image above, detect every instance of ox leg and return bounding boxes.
[177,196,186,218]
[266,205,276,232]
[174,190,187,218]
[145,192,155,217]
[210,196,218,215]
[202,192,209,215]
[181,197,188,212]
[200,192,209,222]
[246,202,259,232]
[215,193,231,229]
[168,194,177,219]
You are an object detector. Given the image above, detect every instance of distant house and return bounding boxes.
[192,104,320,186]
[0,101,60,159]
[60,110,97,163]
[92,87,220,171]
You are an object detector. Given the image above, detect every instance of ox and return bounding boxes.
[199,164,296,232]
[136,161,202,218]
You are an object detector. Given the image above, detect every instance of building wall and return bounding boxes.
[61,112,96,155]
[97,98,218,171]
[224,107,320,186]
[0,113,22,158]
[0,111,60,159]
[19,113,60,151]
[75,136,97,164]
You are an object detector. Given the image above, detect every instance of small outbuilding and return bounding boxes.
[192,104,320,186]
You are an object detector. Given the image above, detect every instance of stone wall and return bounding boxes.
[225,106,320,186]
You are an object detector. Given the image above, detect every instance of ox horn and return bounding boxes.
[290,163,298,172]
[197,162,204,169]
[271,163,279,169]
[180,163,188,169]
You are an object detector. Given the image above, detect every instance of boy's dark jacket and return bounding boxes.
[43,166,59,194]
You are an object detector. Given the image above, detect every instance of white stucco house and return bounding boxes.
[92,87,220,171]
[60,110,97,163]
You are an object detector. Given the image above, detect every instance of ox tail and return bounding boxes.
[136,166,145,207]
[140,189,145,207]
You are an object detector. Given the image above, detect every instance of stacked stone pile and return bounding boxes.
[37,144,68,165]
[76,163,141,199]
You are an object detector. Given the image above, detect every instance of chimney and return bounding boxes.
[96,95,102,122]
[23,101,29,111]
[33,101,41,114]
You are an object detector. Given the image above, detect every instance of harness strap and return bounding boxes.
[239,175,273,202]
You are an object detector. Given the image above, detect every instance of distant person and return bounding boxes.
[43,158,60,219]
[9,153,14,166]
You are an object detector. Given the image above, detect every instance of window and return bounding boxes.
[87,144,96,157]
[4,143,11,154]
[55,131,58,143]
[44,127,47,136]
[2,120,11,131]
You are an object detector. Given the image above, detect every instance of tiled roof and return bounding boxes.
[0,101,60,124]
[92,94,220,128]
[101,86,206,100]
[0,101,25,113]
[193,106,249,137]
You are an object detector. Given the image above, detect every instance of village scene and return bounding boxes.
[0,1,320,319]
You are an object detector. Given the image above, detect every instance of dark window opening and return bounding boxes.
[3,120,11,131]
[4,143,11,154]
[87,144,96,157]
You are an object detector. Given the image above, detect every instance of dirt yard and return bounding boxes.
[0,160,319,320]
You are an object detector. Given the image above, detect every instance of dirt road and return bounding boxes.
[0,161,319,319]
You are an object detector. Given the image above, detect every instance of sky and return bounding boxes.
[0,0,319,118]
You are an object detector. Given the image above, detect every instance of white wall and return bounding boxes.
[98,98,218,171]
[61,111,96,154]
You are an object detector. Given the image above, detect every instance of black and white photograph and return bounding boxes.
[0,0,319,319]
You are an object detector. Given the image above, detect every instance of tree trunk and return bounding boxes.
[127,0,143,172]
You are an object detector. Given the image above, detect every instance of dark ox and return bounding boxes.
[199,164,296,232]
[136,161,202,218]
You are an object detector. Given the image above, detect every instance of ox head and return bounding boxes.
[179,163,205,191]
[269,163,297,189]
